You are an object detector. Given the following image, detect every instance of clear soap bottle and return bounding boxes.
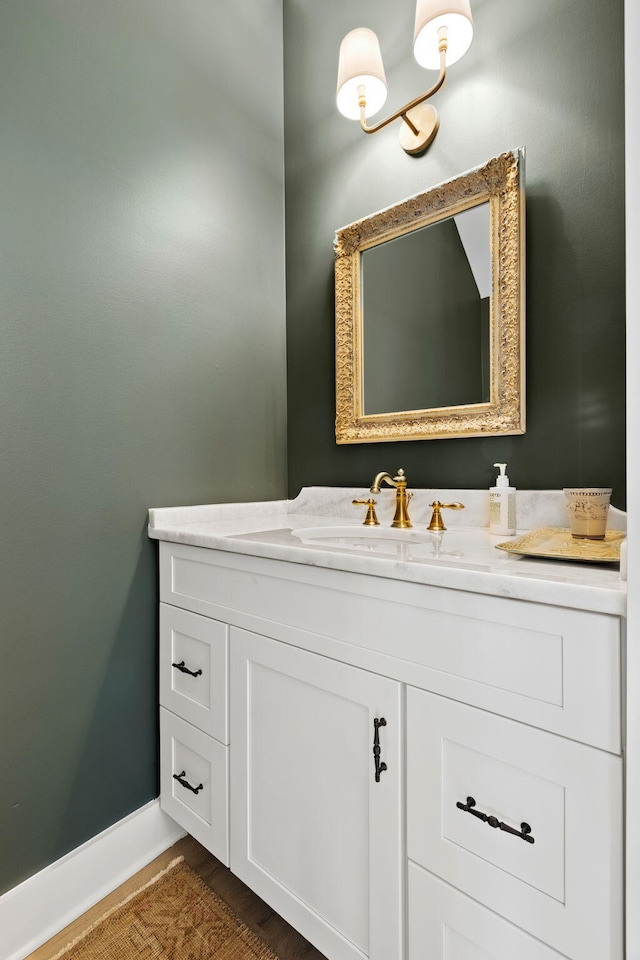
[489,462,516,536]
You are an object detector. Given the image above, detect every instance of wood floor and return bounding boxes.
[27,834,328,960]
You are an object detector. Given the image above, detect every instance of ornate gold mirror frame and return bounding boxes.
[334,149,525,443]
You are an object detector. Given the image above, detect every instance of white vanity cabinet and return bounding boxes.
[156,538,624,960]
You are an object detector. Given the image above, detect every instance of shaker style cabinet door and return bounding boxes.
[230,627,403,960]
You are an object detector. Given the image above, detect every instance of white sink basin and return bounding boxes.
[290,525,507,565]
[290,525,443,559]
[291,525,438,544]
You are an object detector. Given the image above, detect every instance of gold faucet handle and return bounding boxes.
[427,500,465,532]
[352,498,380,526]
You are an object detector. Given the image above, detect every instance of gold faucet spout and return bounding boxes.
[369,468,412,528]
[370,471,396,494]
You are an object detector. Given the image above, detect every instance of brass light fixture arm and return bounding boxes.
[358,45,447,136]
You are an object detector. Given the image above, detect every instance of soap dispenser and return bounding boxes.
[489,462,516,536]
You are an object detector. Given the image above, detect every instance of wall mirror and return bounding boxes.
[334,149,525,443]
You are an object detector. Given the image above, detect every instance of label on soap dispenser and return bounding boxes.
[489,491,516,534]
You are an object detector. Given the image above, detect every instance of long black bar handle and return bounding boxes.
[373,717,388,782]
[172,660,203,677]
[456,796,535,844]
[173,770,204,794]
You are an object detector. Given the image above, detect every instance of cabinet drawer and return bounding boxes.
[408,861,568,959]
[406,688,622,960]
[160,603,228,743]
[160,708,229,865]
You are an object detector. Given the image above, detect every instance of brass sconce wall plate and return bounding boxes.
[334,149,526,444]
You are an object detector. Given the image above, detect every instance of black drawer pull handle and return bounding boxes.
[456,796,534,844]
[373,717,387,782]
[173,770,204,794]
[172,660,202,677]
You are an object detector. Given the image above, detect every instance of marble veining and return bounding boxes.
[148,487,627,616]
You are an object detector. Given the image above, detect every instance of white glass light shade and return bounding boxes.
[337,28,388,120]
[414,0,473,70]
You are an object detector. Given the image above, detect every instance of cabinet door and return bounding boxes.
[230,627,403,960]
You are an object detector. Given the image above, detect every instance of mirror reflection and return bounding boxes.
[362,202,491,414]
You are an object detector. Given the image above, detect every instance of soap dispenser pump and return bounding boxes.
[489,462,516,536]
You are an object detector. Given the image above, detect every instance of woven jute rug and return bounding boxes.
[50,857,279,959]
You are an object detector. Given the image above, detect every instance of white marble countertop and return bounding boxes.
[148,487,627,616]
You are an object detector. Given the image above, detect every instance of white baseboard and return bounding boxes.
[0,799,186,960]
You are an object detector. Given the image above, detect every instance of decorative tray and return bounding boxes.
[495,527,625,563]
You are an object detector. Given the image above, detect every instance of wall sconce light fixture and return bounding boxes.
[336,0,473,155]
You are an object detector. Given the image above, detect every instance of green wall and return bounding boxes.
[0,0,287,895]
[284,0,626,506]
